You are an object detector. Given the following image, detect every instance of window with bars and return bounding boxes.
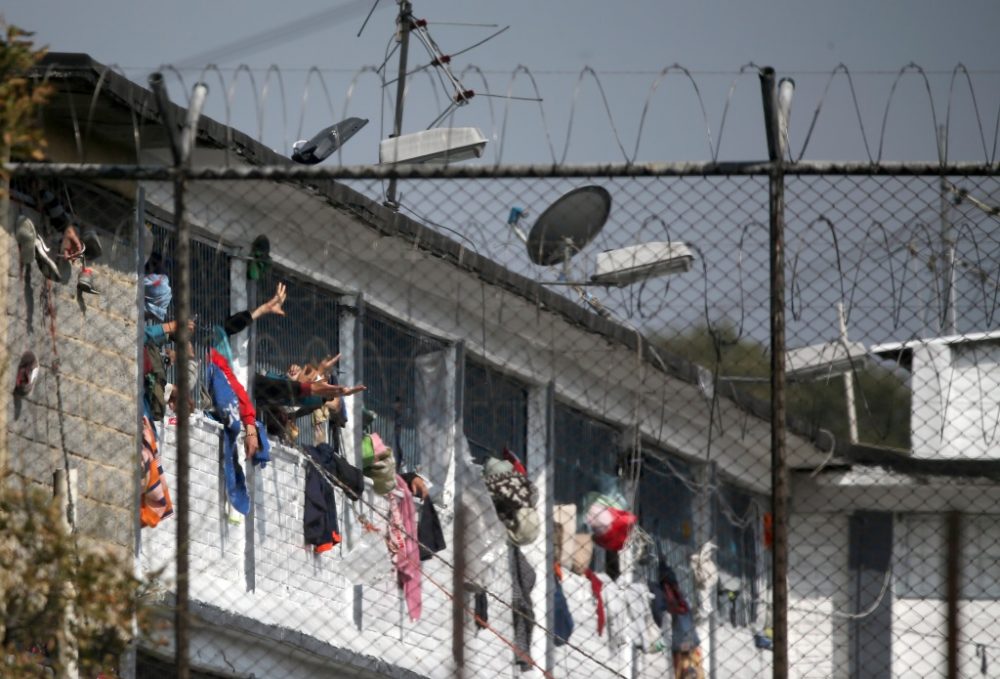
[147,222,232,408]
[362,310,447,473]
[553,403,625,573]
[253,267,341,447]
[462,360,529,465]
[714,481,763,626]
[638,450,696,592]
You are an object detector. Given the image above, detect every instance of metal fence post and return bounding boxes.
[760,66,789,679]
[171,166,192,679]
[452,341,467,676]
[946,511,962,679]
[149,72,206,679]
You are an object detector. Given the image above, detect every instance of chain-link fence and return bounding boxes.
[4,63,1000,679]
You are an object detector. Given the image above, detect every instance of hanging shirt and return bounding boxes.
[302,444,342,553]
[386,474,422,621]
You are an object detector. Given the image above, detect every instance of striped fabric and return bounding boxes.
[140,416,174,528]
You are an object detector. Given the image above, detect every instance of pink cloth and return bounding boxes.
[386,473,422,620]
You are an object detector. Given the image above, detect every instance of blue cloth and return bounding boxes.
[205,362,270,515]
[212,325,235,365]
[144,323,168,347]
[553,577,574,646]
[143,274,172,321]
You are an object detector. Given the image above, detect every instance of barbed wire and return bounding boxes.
[31,59,1000,166]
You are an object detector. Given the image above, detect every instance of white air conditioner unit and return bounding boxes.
[590,241,695,286]
[379,127,487,165]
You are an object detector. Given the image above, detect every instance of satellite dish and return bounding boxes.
[292,117,369,164]
[526,185,612,266]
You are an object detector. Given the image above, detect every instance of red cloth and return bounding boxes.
[591,506,638,552]
[209,349,256,426]
[502,446,527,475]
[584,568,606,636]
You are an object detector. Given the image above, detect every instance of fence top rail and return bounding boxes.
[5,160,1000,180]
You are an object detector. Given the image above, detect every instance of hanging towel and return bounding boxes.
[387,473,422,620]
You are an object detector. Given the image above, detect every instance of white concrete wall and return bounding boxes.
[130,179,832,678]
[140,415,520,679]
[911,342,1000,459]
[787,513,850,679]
[789,472,1000,679]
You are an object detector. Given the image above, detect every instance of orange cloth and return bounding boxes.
[140,416,173,528]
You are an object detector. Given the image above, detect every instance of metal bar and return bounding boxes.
[123,186,148,679]
[172,168,191,679]
[352,292,365,631]
[838,302,859,444]
[761,66,790,679]
[452,341,466,675]
[244,275,257,593]
[946,511,962,679]
[385,0,413,209]
[7,160,999,180]
[542,381,557,674]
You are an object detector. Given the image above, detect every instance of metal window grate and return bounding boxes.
[553,402,621,516]
[147,221,232,407]
[253,267,341,446]
[362,309,447,472]
[462,360,529,464]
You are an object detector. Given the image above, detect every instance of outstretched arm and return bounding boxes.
[310,382,366,399]
[224,283,287,336]
[251,282,286,320]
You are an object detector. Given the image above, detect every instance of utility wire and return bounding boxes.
[173,0,389,69]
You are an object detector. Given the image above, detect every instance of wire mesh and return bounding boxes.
[6,160,1000,678]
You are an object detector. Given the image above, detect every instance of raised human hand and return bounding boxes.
[317,353,341,376]
[254,282,287,319]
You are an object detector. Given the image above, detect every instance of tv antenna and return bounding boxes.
[362,1,516,208]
